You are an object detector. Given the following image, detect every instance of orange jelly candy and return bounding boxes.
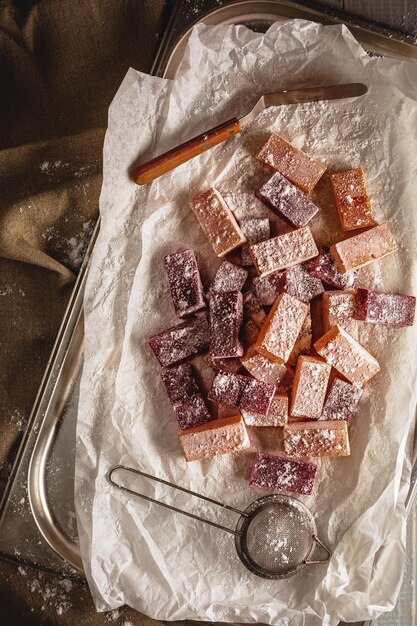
[179,415,249,461]
[189,188,246,257]
[250,227,319,278]
[330,224,398,274]
[256,133,326,193]
[330,168,376,231]
[314,324,380,386]
[288,309,312,366]
[254,293,309,364]
[290,356,331,420]
[283,420,350,457]
[322,290,359,340]
[241,348,293,390]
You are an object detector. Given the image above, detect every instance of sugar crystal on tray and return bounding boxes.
[209,291,243,358]
[179,415,249,461]
[330,168,376,231]
[284,420,350,457]
[189,188,246,257]
[278,263,324,303]
[249,452,317,495]
[309,248,355,290]
[322,290,359,340]
[239,218,270,265]
[254,293,309,364]
[208,371,275,416]
[290,356,331,420]
[288,310,312,366]
[353,288,416,327]
[314,324,380,385]
[242,393,288,427]
[241,348,294,389]
[243,291,266,326]
[256,171,320,227]
[330,224,398,274]
[148,315,209,367]
[161,363,211,430]
[164,249,206,318]
[256,133,326,193]
[250,227,319,278]
[252,273,282,306]
[209,260,248,293]
[320,377,363,421]
[205,354,242,374]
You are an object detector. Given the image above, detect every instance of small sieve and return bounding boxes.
[108,465,331,579]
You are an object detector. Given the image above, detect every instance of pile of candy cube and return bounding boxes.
[148,133,416,497]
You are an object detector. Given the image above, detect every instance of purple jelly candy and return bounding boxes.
[239,218,270,265]
[256,171,320,227]
[209,291,243,358]
[279,263,324,303]
[249,452,317,495]
[164,249,206,318]
[353,288,416,327]
[320,377,362,422]
[252,273,282,306]
[161,363,212,429]
[148,315,209,367]
[208,372,275,416]
[210,260,248,293]
[207,372,246,406]
[309,248,355,290]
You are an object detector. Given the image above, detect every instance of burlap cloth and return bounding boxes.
[0,1,172,623]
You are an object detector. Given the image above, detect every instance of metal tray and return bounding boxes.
[1,1,417,622]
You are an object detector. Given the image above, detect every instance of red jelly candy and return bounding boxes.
[207,372,246,406]
[209,291,244,358]
[208,372,275,416]
[320,377,363,422]
[164,249,206,318]
[354,288,416,327]
[309,248,355,290]
[256,171,320,227]
[249,452,317,495]
[210,260,248,293]
[148,315,209,367]
[279,263,324,303]
[161,363,212,430]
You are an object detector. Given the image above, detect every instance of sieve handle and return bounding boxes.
[108,465,245,537]
[305,534,332,565]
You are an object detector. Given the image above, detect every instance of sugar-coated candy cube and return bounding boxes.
[279,263,324,303]
[243,319,261,347]
[161,363,211,430]
[252,273,282,306]
[242,394,288,427]
[256,133,326,192]
[320,377,363,421]
[314,324,380,385]
[216,403,239,419]
[189,188,246,257]
[284,420,350,457]
[148,316,210,367]
[330,224,398,274]
[330,168,375,231]
[290,356,331,420]
[207,372,245,406]
[243,291,267,326]
[205,354,242,374]
[164,249,206,318]
[250,227,319,278]
[256,171,320,227]
[309,248,355,290]
[288,310,312,366]
[354,288,416,327]
[322,291,359,340]
[241,348,294,389]
[179,415,250,461]
[208,372,275,416]
[210,260,248,293]
[255,293,309,364]
[240,218,270,265]
[239,378,276,416]
[209,291,243,358]
[249,452,317,494]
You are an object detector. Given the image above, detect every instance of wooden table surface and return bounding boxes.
[318,0,417,35]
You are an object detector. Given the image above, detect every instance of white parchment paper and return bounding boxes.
[75,21,417,625]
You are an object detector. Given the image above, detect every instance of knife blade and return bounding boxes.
[134,82,368,185]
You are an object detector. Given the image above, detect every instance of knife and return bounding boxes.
[133,82,368,185]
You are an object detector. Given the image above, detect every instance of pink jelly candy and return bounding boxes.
[241,348,294,389]
[320,377,363,421]
[256,171,320,227]
[354,288,416,327]
[243,291,267,327]
[208,372,275,416]
[161,363,211,430]
[240,218,271,265]
[278,263,324,303]
[309,248,355,290]
[252,273,282,306]
[209,291,243,358]
[148,315,209,367]
[179,415,249,462]
[164,249,206,318]
[249,452,317,495]
[210,260,248,293]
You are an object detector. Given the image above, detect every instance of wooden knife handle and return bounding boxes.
[133,117,241,185]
